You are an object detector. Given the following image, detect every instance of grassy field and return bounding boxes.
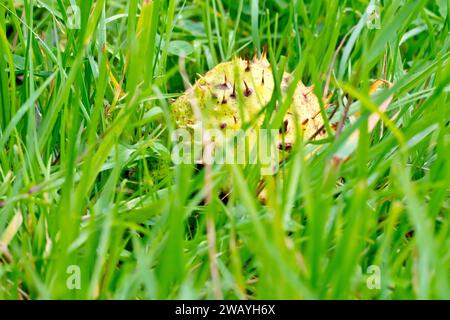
[0,0,449,299]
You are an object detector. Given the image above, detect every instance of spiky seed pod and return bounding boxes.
[171,55,325,147]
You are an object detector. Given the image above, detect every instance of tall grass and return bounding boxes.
[0,0,448,299]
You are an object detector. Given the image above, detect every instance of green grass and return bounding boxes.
[0,0,449,299]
